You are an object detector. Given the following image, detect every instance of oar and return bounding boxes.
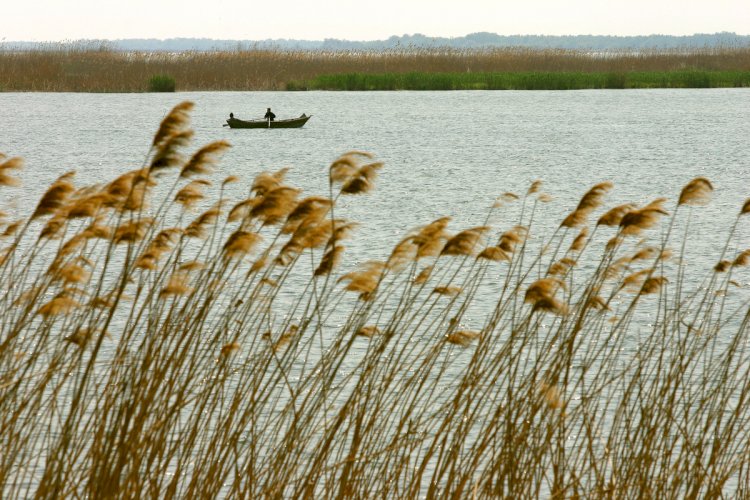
[268,117,271,129]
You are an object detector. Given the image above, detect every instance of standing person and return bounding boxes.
[264,108,276,121]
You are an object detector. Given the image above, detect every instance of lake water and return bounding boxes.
[3,89,750,357]
[2,90,749,262]
[2,89,750,496]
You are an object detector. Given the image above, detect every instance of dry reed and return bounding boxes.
[2,45,750,91]
[2,104,750,498]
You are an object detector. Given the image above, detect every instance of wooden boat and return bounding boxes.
[225,114,311,129]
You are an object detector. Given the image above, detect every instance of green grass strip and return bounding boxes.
[287,70,750,90]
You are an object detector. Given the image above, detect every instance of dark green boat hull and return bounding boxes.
[226,115,311,129]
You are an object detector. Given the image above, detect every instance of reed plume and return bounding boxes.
[597,203,636,227]
[631,246,660,262]
[619,200,669,236]
[414,265,433,284]
[329,151,374,183]
[356,325,381,338]
[340,161,383,195]
[413,217,451,259]
[493,192,519,209]
[149,129,193,173]
[433,285,462,296]
[498,226,527,253]
[152,101,193,148]
[561,181,612,228]
[539,382,565,411]
[135,230,180,270]
[249,256,268,274]
[314,245,344,276]
[548,257,577,276]
[180,260,206,272]
[106,168,156,212]
[223,230,262,259]
[32,172,76,219]
[0,156,23,187]
[386,237,418,271]
[281,196,331,234]
[278,218,350,265]
[678,177,713,206]
[160,272,193,298]
[175,179,210,208]
[180,140,231,178]
[6,100,750,500]
[446,330,480,347]
[338,261,385,296]
[54,263,90,285]
[1,220,22,237]
[220,342,241,356]
[185,206,221,238]
[113,218,154,244]
[733,249,750,267]
[39,215,67,240]
[477,246,511,262]
[251,186,301,226]
[265,325,298,352]
[251,167,289,196]
[641,276,668,294]
[587,295,610,311]
[37,295,80,317]
[525,278,567,315]
[67,193,110,218]
[569,228,588,252]
[525,277,564,304]
[715,260,731,273]
[64,328,109,348]
[441,226,490,257]
[228,198,260,222]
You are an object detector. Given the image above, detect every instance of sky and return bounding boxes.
[4,0,749,42]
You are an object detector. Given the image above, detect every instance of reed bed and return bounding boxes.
[288,70,750,90]
[1,45,750,91]
[3,102,750,497]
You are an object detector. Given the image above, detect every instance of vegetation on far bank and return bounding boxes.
[287,70,750,90]
[147,74,176,92]
[1,46,750,91]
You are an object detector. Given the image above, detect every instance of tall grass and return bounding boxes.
[1,45,750,91]
[3,103,750,496]
[147,74,176,92]
[288,70,750,90]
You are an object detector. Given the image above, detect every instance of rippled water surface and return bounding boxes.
[2,90,749,253]
[2,89,750,496]
[2,90,750,340]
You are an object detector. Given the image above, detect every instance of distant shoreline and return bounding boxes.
[3,31,750,51]
[2,47,749,92]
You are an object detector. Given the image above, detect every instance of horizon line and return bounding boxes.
[3,31,750,44]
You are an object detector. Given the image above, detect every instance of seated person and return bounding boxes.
[264,108,276,121]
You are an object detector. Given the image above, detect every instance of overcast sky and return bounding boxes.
[4,0,749,41]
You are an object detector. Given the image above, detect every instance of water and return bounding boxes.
[3,88,749,363]
[2,90,749,264]
[2,89,750,496]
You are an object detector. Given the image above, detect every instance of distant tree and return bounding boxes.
[2,33,749,52]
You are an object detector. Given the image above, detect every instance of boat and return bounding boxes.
[225,114,311,129]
